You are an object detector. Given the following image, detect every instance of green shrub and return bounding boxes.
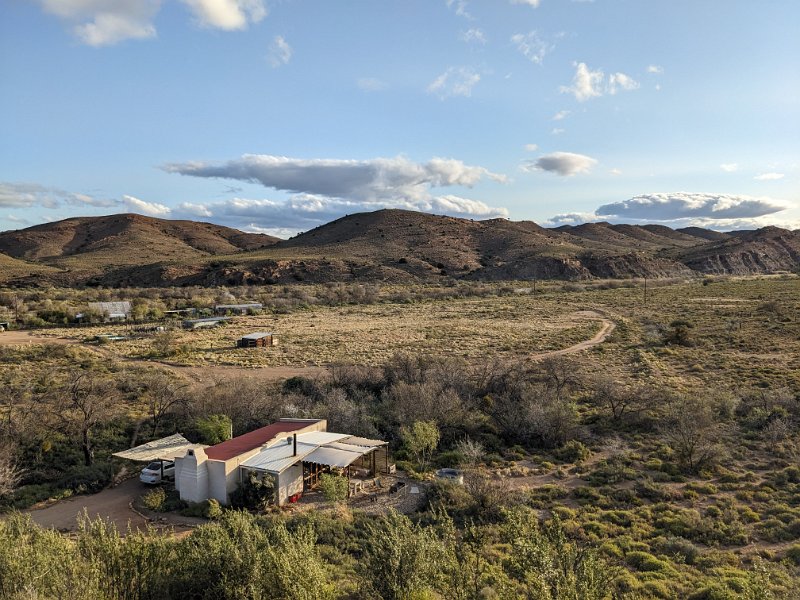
[319,473,349,503]
[626,551,673,573]
[554,440,591,463]
[784,544,800,565]
[141,487,166,511]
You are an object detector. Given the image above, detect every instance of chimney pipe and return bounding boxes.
[293,433,297,456]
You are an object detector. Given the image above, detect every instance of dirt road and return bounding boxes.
[529,310,616,360]
[26,478,150,533]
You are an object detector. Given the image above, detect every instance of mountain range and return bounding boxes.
[0,211,797,286]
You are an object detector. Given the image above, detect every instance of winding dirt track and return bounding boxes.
[529,310,616,360]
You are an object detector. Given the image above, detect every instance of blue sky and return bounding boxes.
[1,0,798,236]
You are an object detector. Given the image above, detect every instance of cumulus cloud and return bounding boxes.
[428,67,481,99]
[608,72,640,94]
[510,31,555,65]
[161,153,508,234]
[754,172,785,181]
[460,28,486,44]
[268,35,292,68]
[596,192,788,221]
[552,110,570,121]
[524,143,539,152]
[165,193,509,236]
[522,152,597,176]
[0,182,116,209]
[560,62,639,101]
[646,65,664,74]
[180,0,266,30]
[164,154,506,203]
[36,0,160,46]
[34,0,265,45]
[511,0,541,7]
[720,163,739,172]
[122,195,171,216]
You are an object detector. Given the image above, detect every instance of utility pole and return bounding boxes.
[643,276,647,305]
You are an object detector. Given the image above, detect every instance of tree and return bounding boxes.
[140,371,188,436]
[663,320,694,347]
[194,414,232,445]
[400,420,440,470]
[662,396,723,473]
[52,372,118,466]
[0,443,22,497]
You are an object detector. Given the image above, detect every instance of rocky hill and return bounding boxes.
[0,210,796,286]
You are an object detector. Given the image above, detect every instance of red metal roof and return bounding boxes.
[205,420,315,461]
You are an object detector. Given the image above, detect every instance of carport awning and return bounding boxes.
[113,434,206,462]
[303,443,373,468]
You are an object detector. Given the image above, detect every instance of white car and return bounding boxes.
[140,460,175,485]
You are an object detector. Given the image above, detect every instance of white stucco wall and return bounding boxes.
[177,448,209,504]
[275,464,303,505]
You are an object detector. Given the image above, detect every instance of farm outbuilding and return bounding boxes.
[214,303,263,315]
[86,301,132,322]
[172,418,390,506]
[237,332,278,348]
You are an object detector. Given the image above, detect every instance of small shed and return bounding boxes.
[214,303,263,315]
[237,332,278,348]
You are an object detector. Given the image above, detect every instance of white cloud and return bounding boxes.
[460,28,486,44]
[180,0,266,30]
[511,0,541,7]
[646,65,664,74]
[551,128,565,135]
[36,0,160,46]
[754,172,785,181]
[560,62,639,101]
[177,202,213,217]
[610,168,622,176]
[445,0,473,19]
[0,182,116,209]
[510,31,554,65]
[169,192,508,236]
[357,77,387,92]
[428,67,480,99]
[122,195,171,216]
[608,72,640,94]
[523,152,597,176]
[542,212,599,226]
[163,154,506,204]
[35,0,265,45]
[524,143,539,152]
[552,110,570,121]
[720,163,739,172]
[596,192,788,221]
[268,35,292,68]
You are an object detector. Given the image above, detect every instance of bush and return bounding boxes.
[319,473,349,503]
[784,544,800,565]
[554,440,591,463]
[141,487,166,511]
[56,462,115,494]
[625,551,673,573]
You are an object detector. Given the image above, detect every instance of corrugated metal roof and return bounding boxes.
[241,332,274,340]
[88,301,131,316]
[215,303,263,309]
[113,434,206,462]
[241,441,318,473]
[295,431,351,445]
[303,445,370,468]
[238,431,381,473]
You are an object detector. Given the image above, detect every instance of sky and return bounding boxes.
[1,0,798,237]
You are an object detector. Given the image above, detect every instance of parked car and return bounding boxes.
[435,468,464,485]
[140,460,175,485]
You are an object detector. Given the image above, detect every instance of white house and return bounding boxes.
[172,418,389,506]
